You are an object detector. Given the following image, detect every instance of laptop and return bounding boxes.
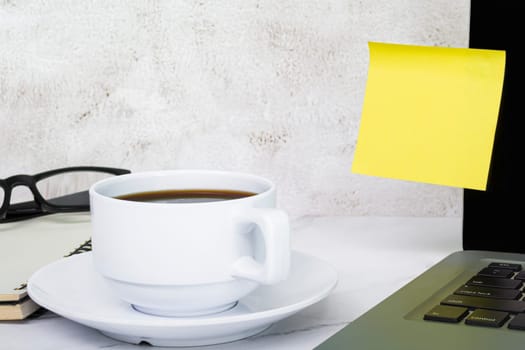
[316,2,523,349]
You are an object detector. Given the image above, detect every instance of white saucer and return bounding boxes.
[27,251,338,347]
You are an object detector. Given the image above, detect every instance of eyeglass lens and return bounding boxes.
[9,187,34,204]
[35,171,119,201]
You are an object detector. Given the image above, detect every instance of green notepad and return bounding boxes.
[0,213,92,320]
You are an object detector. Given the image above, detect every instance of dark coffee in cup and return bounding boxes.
[116,189,257,203]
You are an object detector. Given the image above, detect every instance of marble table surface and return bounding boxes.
[0,216,463,350]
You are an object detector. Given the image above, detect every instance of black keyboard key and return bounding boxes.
[455,285,521,300]
[465,309,509,327]
[509,313,525,330]
[441,294,525,313]
[514,271,525,281]
[488,262,522,272]
[477,267,515,279]
[424,305,469,323]
[466,276,522,289]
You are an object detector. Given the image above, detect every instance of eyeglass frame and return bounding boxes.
[0,166,131,222]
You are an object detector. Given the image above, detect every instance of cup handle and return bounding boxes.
[231,208,290,284]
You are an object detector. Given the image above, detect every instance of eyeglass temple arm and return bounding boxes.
[34,166,131,180]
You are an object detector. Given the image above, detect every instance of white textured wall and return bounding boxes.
[0,0,470,219]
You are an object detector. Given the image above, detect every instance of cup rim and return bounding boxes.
[89,169,276,206]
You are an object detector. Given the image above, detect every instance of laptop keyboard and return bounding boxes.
[424,262,525,329]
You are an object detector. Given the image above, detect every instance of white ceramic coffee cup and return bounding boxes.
[89,169,290,317]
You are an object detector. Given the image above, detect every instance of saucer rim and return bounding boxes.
[28,250,338,328]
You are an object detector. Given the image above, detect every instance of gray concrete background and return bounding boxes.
[0,0,470,219]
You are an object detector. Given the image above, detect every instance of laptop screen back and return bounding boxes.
[463,1,524,253]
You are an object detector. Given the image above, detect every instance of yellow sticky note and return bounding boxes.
[352,42,506,190]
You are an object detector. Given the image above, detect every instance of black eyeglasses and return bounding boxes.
[0,166,131,223]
